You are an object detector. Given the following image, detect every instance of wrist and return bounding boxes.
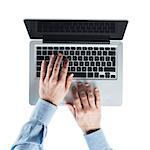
[85,128,101,135]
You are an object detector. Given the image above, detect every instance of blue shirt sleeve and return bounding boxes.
[11,98,57,150]
[84,129,112,150]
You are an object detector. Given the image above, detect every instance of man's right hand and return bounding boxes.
[67,82,101,134]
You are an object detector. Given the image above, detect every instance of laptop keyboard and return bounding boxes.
[35,45,117,80]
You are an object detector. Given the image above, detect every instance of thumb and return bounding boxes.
[66,103,75,117]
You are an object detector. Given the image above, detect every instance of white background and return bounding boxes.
[0,0,150,149]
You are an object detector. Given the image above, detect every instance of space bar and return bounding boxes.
[73,72,86,77]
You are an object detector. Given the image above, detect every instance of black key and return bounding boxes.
[104,67,115,72]
[54,51,58,55]
[37,61,42,66]
[65,47,70,50]
[37,51,41,55]
[103,51,107,55]
[71,67,75,71]
[37,47,41,50]
[83,47,87,50]
[94,72,99,77]
[68,67,71,71]
[111,47,116,50]
[93,67,97,71]
[84,56,88,61]
[77,47,81,50]
[90,62,94,66]
[71,47,76,50]
[99,67,103,72]
[92,51,96,55]
[70,51,74,55]
[85,62,89,66]
[69,61,73,66]
[67,56,71,60]
[73,56,77,61]
[81,51,85,55]
[36,67,41,71]
[95,56,99,61]
[37,56,44,60]
[48,51,52,55]
[100,57,104,61]
[36,72,40,77]
[86,51,91,55]
[96,62,100,66]
[89,56,93,61]
[45,56,49,60]
[100,75,104,78]
[88,47,93,50]
[112,61,115,66]
[107,62,111,66]
[106,56,110,61]
[109,51,116,56]
[76,51,80,55]
[101,62,106,66]
[94,47,98,50]
[80,62,84,66]
[77,67,81,71]
[60,47,65,50]
[88,72,93,77]
[82,67,86,71]
[78,56,82,61]
[111,57,115,62]
[64,51,69,55]
[73,72,86,77]
[98,51,102,55]
[88,67,92,71]
[111,75,116,78]
[105,47,110,50]
[48,47,53,50]
[100,47,104,50]
[105,72,110,78]
[74,62,78,66]
[59,51,63,54]
[54,47,58,50]
[43,47,47,50]
[42,51,47,55]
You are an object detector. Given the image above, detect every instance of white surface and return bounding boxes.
[0,0,150,149]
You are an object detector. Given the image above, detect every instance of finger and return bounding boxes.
[51,53,63,81]
[85,83,96,109]
[45,54,55,80]
[94,87,101,108]
[78,89,90,111]
[59,57,69,82]
[65,73,74,91]
[72,86,82,111]
[40,60,47,81]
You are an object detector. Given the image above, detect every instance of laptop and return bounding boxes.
[24,19,128,106]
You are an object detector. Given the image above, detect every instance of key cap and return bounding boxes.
[42,51,47,55]
[103,51,107,55]
[100,75,104,78]
[37,51,41,55]
[77,67,81,71]
[80,62,84,66]
[111,47,116,50]
[82,67,86,71]
[78,56,82,61]
[45,56,49,60]
[98,51,102,55]
[93,67,97,71]
[74,72,86,77]
[81,51,85,55]
[89,56,93,61]
[111,75,116,78]
[95,56,99,61]
[67,56,71,60]
[106,56,110,61]
[37,61,42,66]
[76,51,80,55]
[84,56,88,61]
[99,67,103,72]
[94,72,99,77]
[73,56,77,61]
[96,62,100,66]
[74,62,78,66]
[85,62,89,66]
[37,72,40,77]
[86,51,91,55]
[37,47,41,50]
[104,67,115,72]
[107,62,111,66]
[88,67,92,71]
[69,61,73,66]
[109,51,116,55]
[37,67,41,71]
[101,62,106,66]
[92,51,96,55]
[88,72,93,77]
[100,57,104,61]
[71,67,75,71]
[90,62,94,66]
[64,51,69,55]
[48,51,52,55]
[37,56,44,60]
[70,51,74,55]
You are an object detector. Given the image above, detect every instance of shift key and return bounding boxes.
[73,72,86,78]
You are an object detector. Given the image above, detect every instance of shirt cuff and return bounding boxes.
[30,98,57,126]
[84,129,111,150]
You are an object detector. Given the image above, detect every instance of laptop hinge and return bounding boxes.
[43,35,110,44]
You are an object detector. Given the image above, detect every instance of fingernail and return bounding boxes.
[77,82,82,85]
[85,83,89,86]
[95,88,99,91]
[70,73,74,78]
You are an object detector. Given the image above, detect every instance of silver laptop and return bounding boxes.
[24,19,128,106]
